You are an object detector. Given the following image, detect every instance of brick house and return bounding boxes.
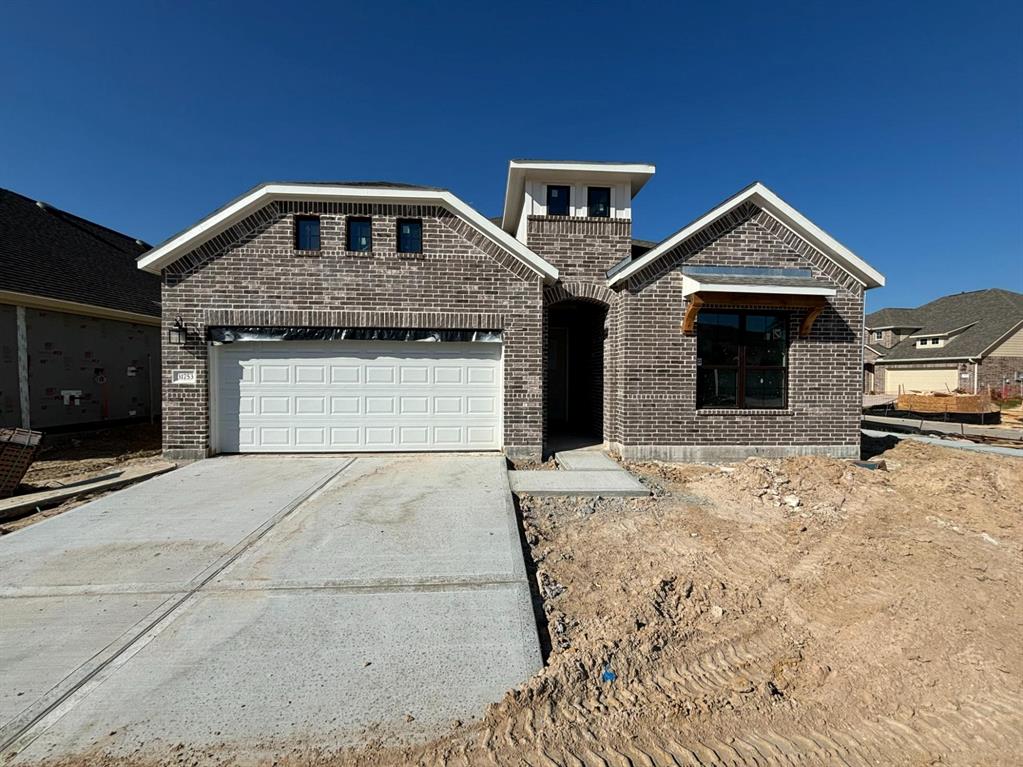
[137,161,885,461]
[865,289,1023,395]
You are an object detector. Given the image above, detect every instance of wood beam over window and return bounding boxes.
[682,292,827,337]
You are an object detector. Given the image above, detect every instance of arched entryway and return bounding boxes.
[545,299,609,449]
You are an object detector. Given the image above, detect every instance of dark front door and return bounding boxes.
[548,327,569,425]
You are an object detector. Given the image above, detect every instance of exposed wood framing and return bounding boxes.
[681,294,704,333]
[799,304,825,338]
[681,291,828,337]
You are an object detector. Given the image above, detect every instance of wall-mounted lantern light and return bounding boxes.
[168,316,188,345]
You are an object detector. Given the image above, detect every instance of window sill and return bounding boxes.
[696,408,794,416]
[294,249,321,257]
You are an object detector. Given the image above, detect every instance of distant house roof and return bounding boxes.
[870,289,1023,362]
[0,188,160,320]
[864,307,921,329]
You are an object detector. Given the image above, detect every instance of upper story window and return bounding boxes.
[872,330,883,342]
[915,337,945,348]
[697,311,788,409]
[397,219,422,253]
[347,217,372,252]
[546,185,571,216]
[294,215,321,251]
[587,186,611,217]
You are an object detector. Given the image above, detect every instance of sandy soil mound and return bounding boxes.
[31,439,1023,766]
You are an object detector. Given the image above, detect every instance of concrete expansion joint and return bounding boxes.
[0,457,358,762]
[206,576,531,595]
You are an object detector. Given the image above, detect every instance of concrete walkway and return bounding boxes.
[862,429,1023,459]
[1,454,541,763]
[863,414,1023,442]
[509,447,649,497]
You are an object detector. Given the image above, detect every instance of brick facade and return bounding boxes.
[161,201,543,460]
[526,216,631,447]
[613,203,864,460]
[159,191,870,462]
[977,355,1023,393]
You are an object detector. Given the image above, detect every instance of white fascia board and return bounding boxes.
[608,182,886,290]
[864,345,886,355]
[137,184,558,283]
[681,275,836,298]
[501,161,656,231]
[877,356,973,364]
[509,160,657,176]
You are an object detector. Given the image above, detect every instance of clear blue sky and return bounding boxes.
[2,1,1021,311]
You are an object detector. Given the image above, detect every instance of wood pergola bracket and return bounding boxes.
[681,291,827,337]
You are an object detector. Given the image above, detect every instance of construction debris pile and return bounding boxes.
[895,389,996,415]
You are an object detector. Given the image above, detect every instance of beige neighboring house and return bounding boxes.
[864,288,1023,395]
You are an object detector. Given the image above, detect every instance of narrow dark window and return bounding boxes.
[346,217,372,252]
[294,215,321,251]
[397,219,422,253]
[546,185,571,216]
[587,186,611,217]
[697,311,788,408]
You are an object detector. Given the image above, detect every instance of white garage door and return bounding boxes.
[884,367,959,394]
[212,341,502,453]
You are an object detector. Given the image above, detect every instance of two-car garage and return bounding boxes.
[210,340,503,453]
[882,366,961,395]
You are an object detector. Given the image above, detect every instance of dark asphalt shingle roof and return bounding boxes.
[865,307,921,328]
[0,188,160,318]
[869,289,1023,361]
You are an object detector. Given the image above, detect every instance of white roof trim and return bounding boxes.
[878,357,974,364]
[137,184,559,283]
[507,160,657,175]
[501,160,656,231]
[607,182,885,290]
[681,275,836,298]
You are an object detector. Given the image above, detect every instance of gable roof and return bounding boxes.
[138,183,559,283]
[0,188,160,320]
[606,182,885,289]
[872,289,1023,362]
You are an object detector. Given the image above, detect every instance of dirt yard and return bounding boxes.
[340,438,1023,767]
[1,423,164,534]
[28,438,1023,766]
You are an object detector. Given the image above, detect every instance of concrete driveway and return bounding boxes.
[0,454,541,763]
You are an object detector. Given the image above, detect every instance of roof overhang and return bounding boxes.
[137,183,559,284]
[680,275,836,298]
[501,160,656,232]
[607,182,886,290]
[0,290,161,326]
